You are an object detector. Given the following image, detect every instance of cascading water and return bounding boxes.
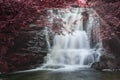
[42,8,102,70]
[46,31,94,65]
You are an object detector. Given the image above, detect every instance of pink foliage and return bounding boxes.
[77,0,87,7]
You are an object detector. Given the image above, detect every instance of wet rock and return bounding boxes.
[96,36,120,70]
[92,53,120,70]
[91,62,101,70]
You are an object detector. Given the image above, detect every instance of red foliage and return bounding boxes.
[77,0,87,7]
[87,0,120,40]
[0,0,41,73]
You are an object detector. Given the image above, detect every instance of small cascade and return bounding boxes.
[42,8,102,70]
[44,31,100,67]
[46,31,96,65]
[44,27,51,50]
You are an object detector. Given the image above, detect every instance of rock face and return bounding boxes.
[92,37,120,70]
[91,0,120,70]
[3,26,53,73]
[103,37,120,69]
[13,27,48,53]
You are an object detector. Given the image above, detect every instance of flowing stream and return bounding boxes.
[1,69,120,80]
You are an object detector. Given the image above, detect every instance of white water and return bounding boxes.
[44,31,100,67]
[42,8,102,70]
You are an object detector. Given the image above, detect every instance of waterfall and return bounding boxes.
[44,27,51,50]
[42,8,102,69]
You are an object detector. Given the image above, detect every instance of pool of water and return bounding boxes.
[0,68,120,80]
